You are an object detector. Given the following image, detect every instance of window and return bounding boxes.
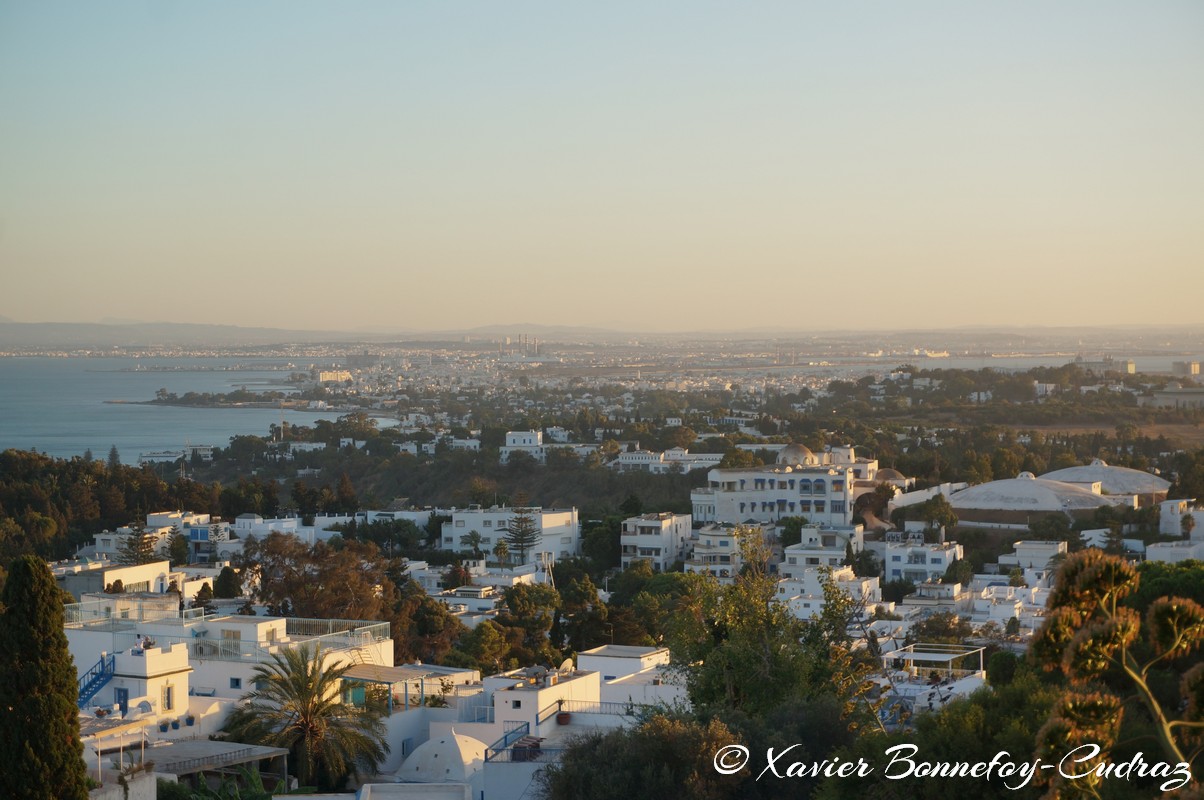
[230,677,242,690]
[513,700,522,709]
[483,520,492,528]
[813,480,826,494]
[891,555,901,562]
[162,684,174,712]
[455,520,465,527]
[720,540,729,547]
[932,558,943,565]
[831,502,845,514]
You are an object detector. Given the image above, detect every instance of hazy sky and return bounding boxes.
[2,2,1202,333]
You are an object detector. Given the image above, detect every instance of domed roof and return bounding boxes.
[777,443,818,466]
[876,468,905,481]
[396,730,486,784]
[1039,459,1170,496]
[949,473,1125,512]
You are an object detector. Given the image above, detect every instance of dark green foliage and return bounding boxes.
[0,555,90,799]
[777,516,807,547]
[908,611,973,645]
[987,651,1019,686]
[213,565,242,599]
[168,530,190,567]
[538,714,746,800]
[940,558,973,586]
[816,670,1059,800]
[192,582,215,613]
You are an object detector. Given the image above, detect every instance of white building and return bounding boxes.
[683,522,774,585]
[65,593,393,758]
[882,532,964,584]
[1159,498,1204,538]
[440,505,580,566]
[998,540,1068,571]
[499,431,544,464]
[609,448,723,474]
[1146,540,1204,564]
[780,524,866,572]
[620,513,692,572]
[777,565,882,621]
[692,464,858,528]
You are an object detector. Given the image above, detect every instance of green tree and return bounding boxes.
[117,528,158,566]
[504,493,540,565]
[619,493,643,517]
[777,516,808,548]
[940,558,973,586]
[1030,549,1204,771]
[107,444,121,470]
[669,530,820,715]
[192,582,216,614]
[537,714,746,800]
[908,610,972,645]
[167,529,190,567]
[220,644,388,790]
[213,566,242,599]
[0,555,90,799]
[492,539,510,571]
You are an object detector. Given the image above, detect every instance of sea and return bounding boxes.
[0,357,351,463]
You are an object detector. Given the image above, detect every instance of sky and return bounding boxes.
[1,2,1202,333]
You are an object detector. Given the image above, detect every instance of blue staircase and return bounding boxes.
[78,654,115,708]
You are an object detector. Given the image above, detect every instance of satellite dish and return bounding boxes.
[558,658,574,673]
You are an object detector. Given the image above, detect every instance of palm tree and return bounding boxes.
[492,540,510,571]
[220,644,388,790]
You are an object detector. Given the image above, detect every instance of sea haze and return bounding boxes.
[0,357,343,462]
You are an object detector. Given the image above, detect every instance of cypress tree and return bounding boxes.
[0,555,90,799]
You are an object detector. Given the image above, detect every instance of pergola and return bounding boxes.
[341,664,453,714]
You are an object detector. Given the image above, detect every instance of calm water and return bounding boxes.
[0,357,345,463]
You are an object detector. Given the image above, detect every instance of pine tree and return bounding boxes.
[504,492,540,566]
[117,528,158,566]
[0,555,90,799]
[107,444,121,471]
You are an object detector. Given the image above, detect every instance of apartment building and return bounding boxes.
[440,505,580,566]
[620,512,692,571]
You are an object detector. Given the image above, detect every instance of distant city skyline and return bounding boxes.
[2,2,1202,332]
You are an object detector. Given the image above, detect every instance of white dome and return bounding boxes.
[1039,460,1170,496]
[396,730,486,784]
[777,443,818,466]
[950,475,1123,512]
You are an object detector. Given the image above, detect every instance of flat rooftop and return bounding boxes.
[146,740,289,777]
[579,644,668,659]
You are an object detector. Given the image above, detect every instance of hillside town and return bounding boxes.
[3,342,1203,800]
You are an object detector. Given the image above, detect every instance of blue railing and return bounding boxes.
[78,654,115,708]
[484,722,530,762]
